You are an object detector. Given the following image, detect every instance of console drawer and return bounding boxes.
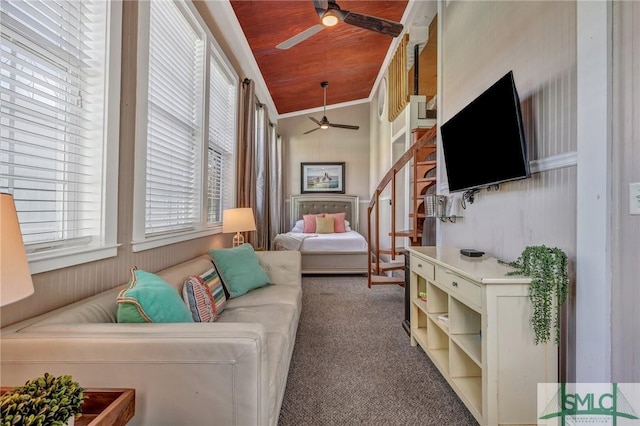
[411,255,435,280]
[435,267,482,309]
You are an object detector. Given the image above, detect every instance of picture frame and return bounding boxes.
[301,162,345,194]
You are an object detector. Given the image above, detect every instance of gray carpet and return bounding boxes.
[278,275,479,426]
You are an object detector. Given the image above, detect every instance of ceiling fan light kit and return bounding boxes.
[276,0,404,50]
[303,81,360,135]
[321,11,340,26]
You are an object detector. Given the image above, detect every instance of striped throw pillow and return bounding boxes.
[203,267,227,315]
[182,267,227,322]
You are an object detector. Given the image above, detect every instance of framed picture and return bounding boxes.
[301,162,345,194]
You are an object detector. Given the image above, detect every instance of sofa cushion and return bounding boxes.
[155,255,215,294]
[117,268,193,323]
[209,244,271,298]
[224,284,301,312]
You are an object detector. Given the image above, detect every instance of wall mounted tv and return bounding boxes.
[440,71,530,193]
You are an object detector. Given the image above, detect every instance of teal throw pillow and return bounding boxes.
[209,244,271,298]
[117,268,194,323]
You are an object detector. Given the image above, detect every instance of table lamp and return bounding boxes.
[222,208,256,247]
[0,193,34,306]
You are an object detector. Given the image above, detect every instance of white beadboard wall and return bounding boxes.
[0,1,228,328]
[611,1,640,382]
[438,1,578,380]
[439,0,577,261]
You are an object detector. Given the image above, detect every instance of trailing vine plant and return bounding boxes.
[501,245,569,345]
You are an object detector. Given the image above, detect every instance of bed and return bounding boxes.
[273,194,369,274]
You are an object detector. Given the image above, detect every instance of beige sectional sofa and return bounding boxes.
[0,250,302,426]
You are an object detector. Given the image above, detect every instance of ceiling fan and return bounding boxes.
[276,0,404,50]
[304,81,359,135]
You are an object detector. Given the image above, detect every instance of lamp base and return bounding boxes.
[232,233,244,247]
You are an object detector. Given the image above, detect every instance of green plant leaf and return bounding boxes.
[501,245,569,345]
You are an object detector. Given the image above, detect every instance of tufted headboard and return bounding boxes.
[290,194,360,232]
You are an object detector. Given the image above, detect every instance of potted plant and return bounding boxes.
[0,373,85,426]
[501,245,569,345]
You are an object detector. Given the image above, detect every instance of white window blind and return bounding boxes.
[133,0,237,251]
[144,0,204,237]
[1,0,119,271]
[207,54,237,224]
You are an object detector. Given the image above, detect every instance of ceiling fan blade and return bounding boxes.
[329,123,360,130]
[276,24,325,50]
[342,11,403,37]
[313,0,328,18]
[303,127,321,135]
[308,116,322,125]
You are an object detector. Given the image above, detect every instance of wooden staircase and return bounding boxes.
[367,126,438,287]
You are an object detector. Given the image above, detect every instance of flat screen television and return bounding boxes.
[440,71,530,193]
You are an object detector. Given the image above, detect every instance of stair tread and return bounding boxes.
[371,262,405,272]
[369,275,406,285]
[389,230,416,237]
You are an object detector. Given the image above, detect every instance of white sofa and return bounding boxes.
[0,251,302,426]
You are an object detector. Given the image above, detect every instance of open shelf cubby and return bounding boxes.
[408,246,558,426]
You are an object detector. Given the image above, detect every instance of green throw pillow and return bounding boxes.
[117,268,194,323]
[209,244,271,298]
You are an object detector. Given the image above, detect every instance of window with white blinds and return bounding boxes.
[133,0,237,251]
[0,0,121,273]
[208,53,237,225]
[144,0,203,236]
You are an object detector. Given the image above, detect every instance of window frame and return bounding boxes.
[132,0,238,253]
[1,0,122,274]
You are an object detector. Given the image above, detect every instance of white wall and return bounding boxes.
[436,0,640,383]
[277,103,371,237]
[438,0,578,380]
[611,1,640,383]
[439,0,577,260]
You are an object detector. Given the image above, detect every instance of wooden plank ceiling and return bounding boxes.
[229,0,409,115]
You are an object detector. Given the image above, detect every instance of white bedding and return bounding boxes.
[295,230,367,253]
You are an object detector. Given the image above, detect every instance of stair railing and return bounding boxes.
[367,126,437,287]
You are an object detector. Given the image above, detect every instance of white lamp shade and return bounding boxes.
[222,208,257,233]
[0,193,34,306]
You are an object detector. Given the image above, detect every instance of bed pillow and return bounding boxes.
[291,219,304,233]
[117,268,194,323]
[324,212,347,233]
[303,213,324,233]
[209,243,271,298]
[345,220,352,232]
[316,216,335,234]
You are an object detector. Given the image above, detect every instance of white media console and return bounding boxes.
[407,246,558,425]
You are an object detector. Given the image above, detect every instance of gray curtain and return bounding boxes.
[269,127,285,246]
[255,103,267,249]
[237,79,257,246]
[237,79,284,249]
